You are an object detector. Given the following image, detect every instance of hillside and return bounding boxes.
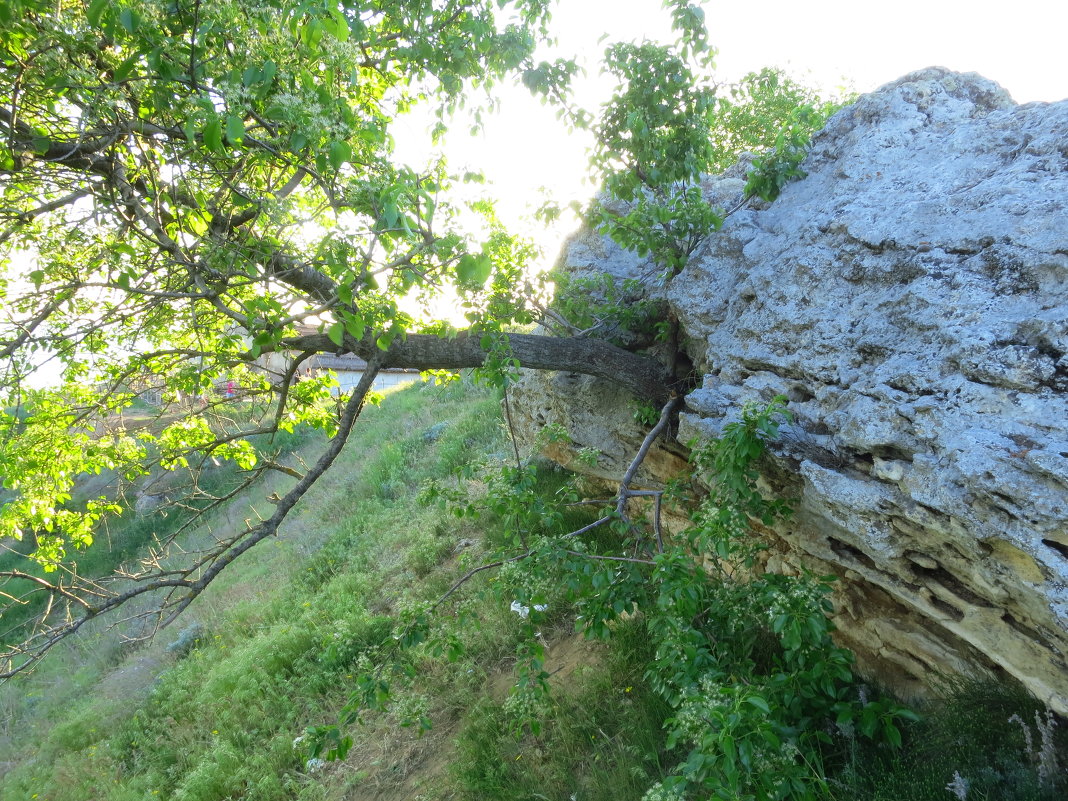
[0,379,1064,801]
[0,381,674,800]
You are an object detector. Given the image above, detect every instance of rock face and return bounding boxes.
[512,68,1068,711]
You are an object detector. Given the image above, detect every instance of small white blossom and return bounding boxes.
[945,771,969,800]
[640,781,684,801]
[509,600,548,619]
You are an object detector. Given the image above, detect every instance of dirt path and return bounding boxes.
[332,630,600,801]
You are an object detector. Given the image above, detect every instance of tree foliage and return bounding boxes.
[584,44,844,276]
[0,2,902,796]
[0,0,578,669]
[0,0,839,681]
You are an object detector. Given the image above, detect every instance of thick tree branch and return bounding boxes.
[278,331,676,403]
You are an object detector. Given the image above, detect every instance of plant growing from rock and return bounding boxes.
[314,396,915,799]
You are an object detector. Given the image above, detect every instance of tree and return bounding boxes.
[0,0,832,674]
[2,4,899,797]
[0,0,689,674]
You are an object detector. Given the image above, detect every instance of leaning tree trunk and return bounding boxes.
[279,331,676,403]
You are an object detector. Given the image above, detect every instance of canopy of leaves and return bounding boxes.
[0,0,841,673]
[0,0,568,668]
[588,48,845,276]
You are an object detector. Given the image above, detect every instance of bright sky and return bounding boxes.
[398,0,1068,264]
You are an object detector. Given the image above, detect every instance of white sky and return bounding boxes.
[396,0,1068,264]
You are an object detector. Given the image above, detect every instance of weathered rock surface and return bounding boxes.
[513,68,1068,711]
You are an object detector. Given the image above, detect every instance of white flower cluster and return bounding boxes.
[945,770,970,800]
[749,740,799,777]
[392,692,430,728]
[671,678,731,741]
[319,35,366,69]
[640,782,685,801]
[216,81,255,112]
[266,91,341,139]
[503,688,548,723]
[670,678,802,794]
[764,579,827,625]
[353,653,373,673]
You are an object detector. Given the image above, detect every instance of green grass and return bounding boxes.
[450,617,674,801]
[831,676,1067,801]
[0,379,518,801]
[0,379,1064,801]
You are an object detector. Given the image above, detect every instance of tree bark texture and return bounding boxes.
[279,331,675,403]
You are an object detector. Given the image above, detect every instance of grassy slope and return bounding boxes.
[0,381,674,801]
[0,409,313,651]
[0,380,1063,801]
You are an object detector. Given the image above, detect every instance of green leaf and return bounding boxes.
[118,7,139,33]
[185,211,209,236]
[376,197,399,227]
[329,10,350,42]
[326,322,344,348]
[344,317,364,341]
[112,52,140,83]
[884,722,902,748]
[745,695,771,714]
[457,254,493,286]
[86,0,109,27]
[225,115,245,146]
[203,118,223,154]
[328,140,351,170]
[261,59,277,85]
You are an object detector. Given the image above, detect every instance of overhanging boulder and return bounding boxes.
[514,67,1068,711]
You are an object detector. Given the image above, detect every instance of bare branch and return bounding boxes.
[617,395,681,518]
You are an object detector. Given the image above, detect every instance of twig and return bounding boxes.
[502,384,523,472]
[563,550,655,566]
[616,395,680,519]
[653,493,665,554]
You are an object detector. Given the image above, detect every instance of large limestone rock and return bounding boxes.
[513,68,1068,711]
